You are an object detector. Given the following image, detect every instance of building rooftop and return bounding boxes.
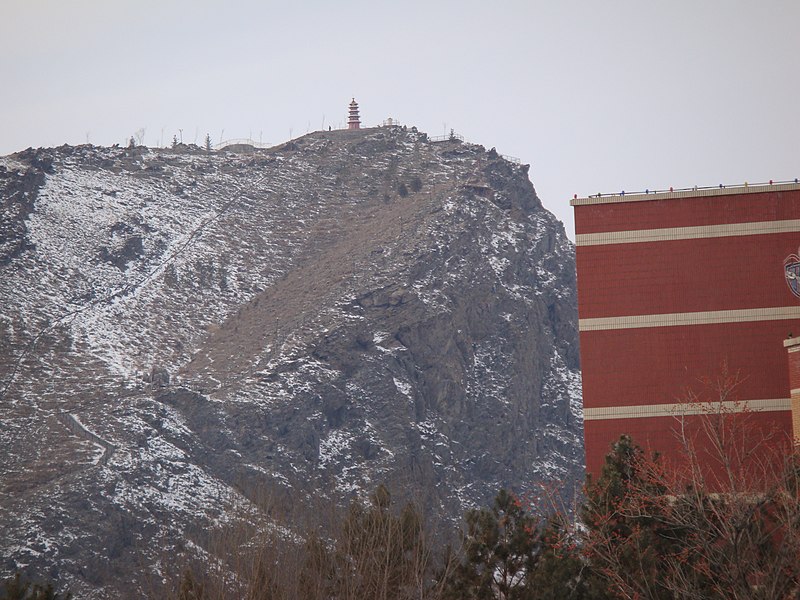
[570,179,800,206]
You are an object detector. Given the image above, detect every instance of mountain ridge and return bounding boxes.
[0,126,582,598]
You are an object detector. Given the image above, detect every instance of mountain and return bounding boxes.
[0,126,582,598]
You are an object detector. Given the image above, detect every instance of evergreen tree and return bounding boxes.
[583,433,800,600]
[204,134,212,152]
[443,489,543,600]
[581,435,679,600]
[528,519,607,600]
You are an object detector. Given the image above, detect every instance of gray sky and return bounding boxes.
[2,0,798,238]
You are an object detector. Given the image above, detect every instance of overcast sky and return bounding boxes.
[2,0,798,238]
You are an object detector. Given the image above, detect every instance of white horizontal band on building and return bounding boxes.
[583,398,792,421]
[576,218,800,247]
[579,306,800,332]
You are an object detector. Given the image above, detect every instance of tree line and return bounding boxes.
[160,408,800,600]
[4,404,799,599]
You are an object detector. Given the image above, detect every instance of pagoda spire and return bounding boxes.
[348,98,361,130]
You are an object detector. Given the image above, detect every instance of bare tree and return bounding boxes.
[162,485,453,600]
[134,128,147,146]
[582,372,800,600]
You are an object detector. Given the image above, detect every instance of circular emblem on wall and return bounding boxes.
[785,249,800,299]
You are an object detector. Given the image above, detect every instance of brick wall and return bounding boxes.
[572,185,800,480]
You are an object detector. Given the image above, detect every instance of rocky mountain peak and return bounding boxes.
[0,125,582,597]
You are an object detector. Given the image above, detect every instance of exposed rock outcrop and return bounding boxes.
[0,127,582,598]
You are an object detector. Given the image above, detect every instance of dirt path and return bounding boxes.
[56,412,116,466]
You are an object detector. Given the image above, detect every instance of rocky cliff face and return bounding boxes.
[0,127,582,598]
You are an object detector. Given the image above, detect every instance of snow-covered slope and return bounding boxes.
[0,127,582,598]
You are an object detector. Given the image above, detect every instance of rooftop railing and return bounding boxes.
[428,131,522,165]
[429,132,465,142]
[574,178,800,200]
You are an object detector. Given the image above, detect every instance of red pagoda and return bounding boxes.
[348,98,361,130]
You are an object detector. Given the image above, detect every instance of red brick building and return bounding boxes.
[571,182,800,479]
